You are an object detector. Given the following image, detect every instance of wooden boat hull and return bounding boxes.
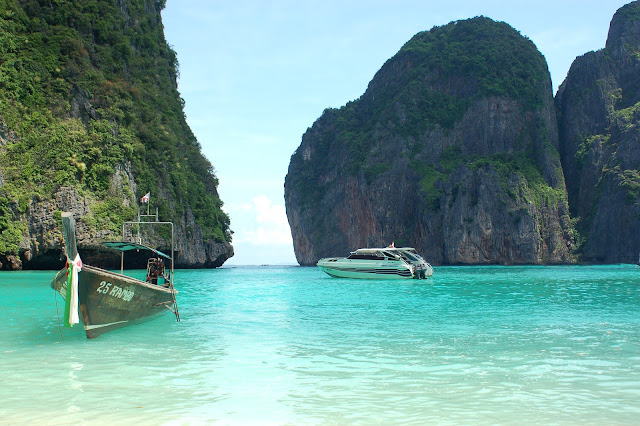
[51,265,176,339]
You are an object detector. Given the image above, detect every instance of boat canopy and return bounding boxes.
[103,241,171,260]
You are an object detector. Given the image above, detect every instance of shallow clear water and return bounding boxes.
[1,265,640,424]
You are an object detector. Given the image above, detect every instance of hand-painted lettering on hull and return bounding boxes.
[52,265,177,338]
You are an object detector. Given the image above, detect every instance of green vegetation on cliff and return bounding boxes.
[411,143,566,215]
[0,0,231,254]
[289,16,555,209]
[291,17,551,183]
[399,17,547,110]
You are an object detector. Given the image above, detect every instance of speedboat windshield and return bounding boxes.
[347,249,403,261]
[347,252,384,260]
[401,251,420,261]
[381,251,401,260]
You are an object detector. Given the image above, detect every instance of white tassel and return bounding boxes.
[67,253,82,326]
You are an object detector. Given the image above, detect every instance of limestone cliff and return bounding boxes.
[0,0,232,269]
[286,17,574,265]
[556,1,640,263]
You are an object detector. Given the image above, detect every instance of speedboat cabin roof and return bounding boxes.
[351,247,417,253]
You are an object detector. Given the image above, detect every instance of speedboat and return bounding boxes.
[317,247,433,280]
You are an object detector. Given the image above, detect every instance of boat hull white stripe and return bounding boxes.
[318,265,413,280]
[85,321,128,330]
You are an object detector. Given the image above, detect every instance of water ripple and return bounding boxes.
[1,266,640,423]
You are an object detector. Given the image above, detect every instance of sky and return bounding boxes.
[161,0,631,265]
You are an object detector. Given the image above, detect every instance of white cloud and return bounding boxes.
[254,195,287,225]
[233,195,293,246]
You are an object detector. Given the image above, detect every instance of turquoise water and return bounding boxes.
[1,265,640,424]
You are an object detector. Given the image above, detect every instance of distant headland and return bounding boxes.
[285,2,640,266]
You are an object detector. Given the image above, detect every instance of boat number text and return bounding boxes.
[97,281,134,302]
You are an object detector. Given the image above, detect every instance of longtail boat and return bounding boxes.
[51,211,180,339]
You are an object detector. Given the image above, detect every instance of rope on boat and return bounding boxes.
[155,286,180,322]
[170,284,180,322]
[153,280,180,322]
[157,301,180,319]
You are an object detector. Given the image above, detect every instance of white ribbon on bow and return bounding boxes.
[65,253,82,327]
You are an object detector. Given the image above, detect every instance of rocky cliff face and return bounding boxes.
[556,1,640,263]
[0,0,233,270]
[286,17,574,265]
[0,174,233,271]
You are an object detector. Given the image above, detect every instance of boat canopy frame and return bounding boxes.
[102,241,171,260]
[109,208,175,283]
